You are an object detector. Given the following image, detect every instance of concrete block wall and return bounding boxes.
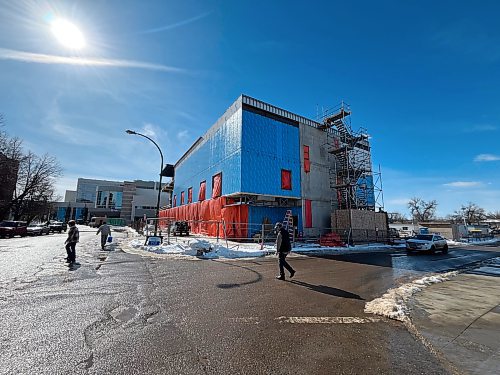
[299,123,336,235]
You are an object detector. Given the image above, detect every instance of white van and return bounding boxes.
[89,217,107,228]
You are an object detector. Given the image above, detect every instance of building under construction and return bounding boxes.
[160,95,381,239]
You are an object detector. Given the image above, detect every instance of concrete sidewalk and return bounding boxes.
[409,258,500,375]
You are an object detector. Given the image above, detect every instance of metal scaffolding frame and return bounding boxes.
[318,102,383,211]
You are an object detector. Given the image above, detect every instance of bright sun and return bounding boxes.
[50,19,85,50]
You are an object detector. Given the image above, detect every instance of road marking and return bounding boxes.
[276,316,381,324]
[229,317,261,324]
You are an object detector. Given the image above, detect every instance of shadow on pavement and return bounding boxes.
[290,280,364,300]
[213,261,263,289]
[68,263,81,271]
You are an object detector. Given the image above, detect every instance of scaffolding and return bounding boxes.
[317,102,382,211]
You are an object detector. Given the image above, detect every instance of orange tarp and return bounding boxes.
[159,197,248,238]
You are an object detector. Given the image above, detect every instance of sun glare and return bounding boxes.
[51,19,85,50]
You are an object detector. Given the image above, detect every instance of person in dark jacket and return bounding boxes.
[65,220,79,265]
[275,222,295,280]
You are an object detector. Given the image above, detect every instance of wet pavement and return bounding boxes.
[0,232,499,374]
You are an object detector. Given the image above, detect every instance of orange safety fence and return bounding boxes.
[159,197,249,238]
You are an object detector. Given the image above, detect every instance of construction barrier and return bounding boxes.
[159,197,249,239]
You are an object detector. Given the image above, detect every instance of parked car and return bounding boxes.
[406,234,448,254]
[27,222,51,236]
[89,217,107,228]
[0,221,28,238]
[170,221,190,236]
[49,221,67,233]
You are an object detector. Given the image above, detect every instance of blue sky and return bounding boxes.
[0,0,499,217]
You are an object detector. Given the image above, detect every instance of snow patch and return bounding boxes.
[364,271,458,321]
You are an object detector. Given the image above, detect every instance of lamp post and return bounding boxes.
[126,129,163,237]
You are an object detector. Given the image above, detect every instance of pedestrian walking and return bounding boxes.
[65,220,79,265]
[96,222,111,250]
[275,222,295,280]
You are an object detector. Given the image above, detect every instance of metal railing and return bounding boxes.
[131,218,392,247]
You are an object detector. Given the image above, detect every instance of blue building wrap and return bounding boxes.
[247,206,302,237]
[356,175,375,207]
[240,110,301,197]
[173,110,243,203]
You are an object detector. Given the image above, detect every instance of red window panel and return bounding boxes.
[188,187,193,204]
[180,191,185,205]
[212,173,222,198]
[199,181,206,201]
[173,195,177,207]
[305,199,312,228]
[304,145,310,173]
[281,169,292,190]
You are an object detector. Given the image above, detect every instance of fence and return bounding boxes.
[132,218,391,246]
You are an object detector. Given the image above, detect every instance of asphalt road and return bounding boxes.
[1,231,499,375]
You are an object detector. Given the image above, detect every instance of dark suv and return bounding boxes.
[49,221,68,233]
[170,221,190,236]
[0,221,28,238]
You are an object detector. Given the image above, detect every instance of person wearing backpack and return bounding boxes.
[274,222,295,280]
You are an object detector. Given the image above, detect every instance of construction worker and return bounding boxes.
[275,222,295,280]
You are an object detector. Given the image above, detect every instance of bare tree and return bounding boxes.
[9,152,62,221]
[1,117,63,221]
[388,212,408,223]
[453,202,486,225]
[408,197,438,222]
[487,210,500,219]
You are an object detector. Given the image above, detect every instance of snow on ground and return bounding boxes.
[364,271,459,322]
[125,229,404,259]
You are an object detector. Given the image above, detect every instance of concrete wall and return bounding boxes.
[332,209,388,242]
[332,209,387,230]
[299,124,335,235]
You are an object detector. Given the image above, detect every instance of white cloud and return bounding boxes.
[177,130,189,141]
[443,181,482,188]
[51,122,99,146]
[474,154,500,162]
[142,123,158,138]
[0,48,184,73]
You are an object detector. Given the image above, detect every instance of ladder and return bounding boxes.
[282,210,294,238]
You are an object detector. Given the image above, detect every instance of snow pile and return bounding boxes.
[128,238,274,259]
[446,239,467,246]
[201,243,270,259]
[127,232,406,259]
[364,271,458,321]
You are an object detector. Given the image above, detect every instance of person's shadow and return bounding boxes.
[68,262,81,271]
[290,280,363,300]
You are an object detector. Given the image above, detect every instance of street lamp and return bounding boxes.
[126,129,163,238]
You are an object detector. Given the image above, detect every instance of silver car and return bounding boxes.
[27,223,50,236]
[406,234,449,254]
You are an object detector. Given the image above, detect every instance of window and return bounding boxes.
[199,181,206,201]
[212,173,222,198]
[180,191,185,205]
[188,187,193,204]
[281,169,292,190]
[173,195,177,207]
[304,145,310,173]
